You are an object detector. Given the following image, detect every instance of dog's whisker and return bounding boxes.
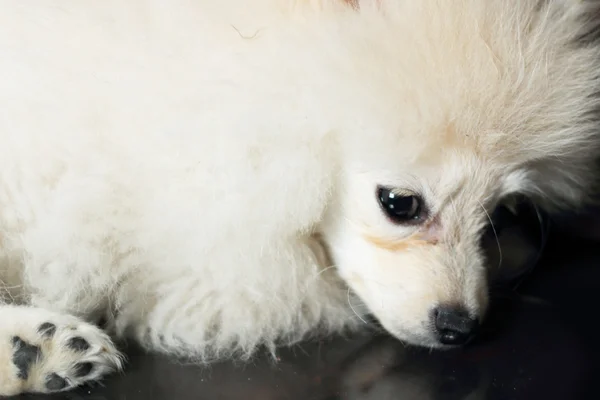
[359,277,395,290]
[298,265,339,303]
[478,199,502,270]
[347,288,368,324]
[310,265,336,281]
[448,195,460,223]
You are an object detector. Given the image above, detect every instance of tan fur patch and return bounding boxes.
[363,234,436,252]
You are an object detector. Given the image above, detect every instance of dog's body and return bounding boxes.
[0,0,599,395]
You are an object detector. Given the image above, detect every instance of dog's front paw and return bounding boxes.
[0,307,124,396]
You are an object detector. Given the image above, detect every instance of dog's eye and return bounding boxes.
[377,187,423,224]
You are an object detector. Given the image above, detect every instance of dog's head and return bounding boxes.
[317,0,600,348]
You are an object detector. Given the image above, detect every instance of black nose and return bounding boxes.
[433,306,479,346]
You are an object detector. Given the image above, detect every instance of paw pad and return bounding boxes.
[11,337,41,380]
[38,322,57,338]
[45,373,67,391]
[73,362,94,378]
[67,336,90,352]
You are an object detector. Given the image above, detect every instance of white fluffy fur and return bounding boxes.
[0,0,599,394]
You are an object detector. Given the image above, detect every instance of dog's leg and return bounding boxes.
[0,304,123,396]
[112,236,357,362]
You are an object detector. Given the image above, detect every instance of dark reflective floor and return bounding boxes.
[12,231,600,400]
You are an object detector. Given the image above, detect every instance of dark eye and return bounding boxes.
[377,187,424,224]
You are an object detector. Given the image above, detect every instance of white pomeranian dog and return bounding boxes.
[0,0,598,395]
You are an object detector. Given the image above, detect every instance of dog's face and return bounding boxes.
[322,148,503,348]
[317,0,600,348]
